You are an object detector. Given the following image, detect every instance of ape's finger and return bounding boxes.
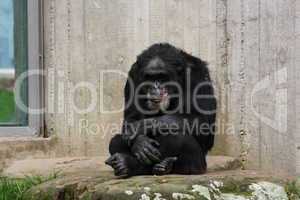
[116,162,126,170]
[105,156,116,165]
[154,164,164,169]
[134,153,143,163]
[154,165,166,172]
[167,157,178,162]
[146,144,161,158]
[116,168,129,178]
[150,139,160,147]
[110,158,120,165]
[110,162,118,169]
[140,151,152,165]
[143,147,161,162]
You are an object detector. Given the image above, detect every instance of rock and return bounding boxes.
[191,185,210,199]
[249,182,288,200]
[23,170,293,200]
[220,194,248,200]
[206,156,242,172]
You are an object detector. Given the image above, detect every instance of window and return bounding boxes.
[0,0,43,136]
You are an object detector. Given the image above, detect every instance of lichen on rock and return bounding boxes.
[172,193,195,200]
[249,182,289,200]
[191,185,210,199]
[23,170,296,200]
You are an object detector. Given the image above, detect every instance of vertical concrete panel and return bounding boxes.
[258,0,279,171]
[295,0,300,176]
[44,0,56,139]
[183,0,200,56]
[134,0,150,56]
[257,0,296,174]
[210,0,231,156]
[275,0,296,175]
[222,0,243,158]
[207,0,217,78]
[198,0,210,60]
[44,0,71,156]
[81,0,103,156]
[242,0,261,169]
[149,0,166,43]
[165,0,184,48]
[93,0,135,156]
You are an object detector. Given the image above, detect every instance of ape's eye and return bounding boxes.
[153,73,169,82]
[143,73,169,82]
[144,74,153,80]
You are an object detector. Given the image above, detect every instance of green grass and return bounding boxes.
[0,173,59,200]
[285,181,300,200]
[0,89,15,123]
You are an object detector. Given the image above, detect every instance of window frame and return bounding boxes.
[0,0,43,137]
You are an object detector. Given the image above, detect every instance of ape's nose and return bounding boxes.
[149,87,161,97]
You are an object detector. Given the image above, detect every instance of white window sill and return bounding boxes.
[0,127,38,137]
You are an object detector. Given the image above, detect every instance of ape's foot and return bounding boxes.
[105,153,131,178]
[152,157,177,175]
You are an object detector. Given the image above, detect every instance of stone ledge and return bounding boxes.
[24,170,296,200]
[2,156,241,178]
[0,136,58,172]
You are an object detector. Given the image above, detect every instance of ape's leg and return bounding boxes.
[108,134,130,154]
[106,134,152,177]
[173,136,207,174]
[153,135,207,175]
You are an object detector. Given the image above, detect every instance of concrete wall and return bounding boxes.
[225,0,299,176]
[43,0,299,176]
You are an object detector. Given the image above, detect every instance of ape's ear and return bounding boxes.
[127,62,139,83]
[125,62,138,103]
[180,51,211,83]
[124,62,141,122]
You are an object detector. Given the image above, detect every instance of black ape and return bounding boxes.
[106,43,217,178]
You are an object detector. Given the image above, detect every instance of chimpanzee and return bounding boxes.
[105,43,217,178]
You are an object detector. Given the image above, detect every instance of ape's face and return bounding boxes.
[144,79,170,112]
[139,57,180,112]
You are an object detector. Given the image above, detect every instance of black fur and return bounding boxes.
[106,43,217,178]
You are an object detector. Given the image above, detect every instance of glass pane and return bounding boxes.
[0,0,28,126]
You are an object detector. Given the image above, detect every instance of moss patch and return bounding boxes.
[0,173,59,200]
[285,181,300,200]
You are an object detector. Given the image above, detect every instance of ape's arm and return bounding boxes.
[182,52,217,151]
[121,114,213,148]
[121,62,146,145]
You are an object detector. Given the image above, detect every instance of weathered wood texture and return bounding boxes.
[44,0,299,175]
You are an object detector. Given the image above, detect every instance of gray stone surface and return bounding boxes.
[24,170,295,200]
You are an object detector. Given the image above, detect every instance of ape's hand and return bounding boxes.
[131,135,161,165]
[105,153,130,178]
[153,157,177,175]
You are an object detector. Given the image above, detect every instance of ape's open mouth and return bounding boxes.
[149,97,162,103]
